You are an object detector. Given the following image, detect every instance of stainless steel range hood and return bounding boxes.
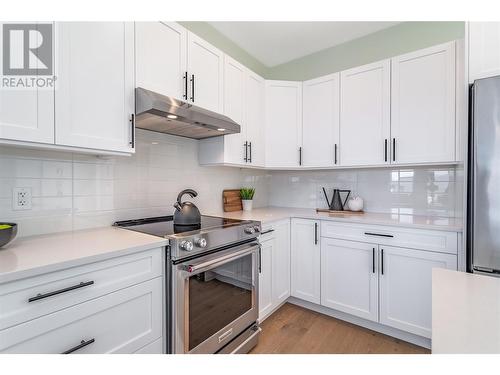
[135,88,240,140]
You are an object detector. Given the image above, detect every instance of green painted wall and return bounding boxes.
[179,21,465,81]
[179,21,269,77]
[266,21,465,81]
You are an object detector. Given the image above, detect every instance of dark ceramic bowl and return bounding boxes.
[0,223,17,248]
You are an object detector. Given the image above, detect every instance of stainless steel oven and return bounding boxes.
[171,240,261,354]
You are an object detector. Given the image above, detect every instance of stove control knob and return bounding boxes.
[244,227,255,234]
[180,240,194,251]
[253,226,261,233]
[195,238,207,248]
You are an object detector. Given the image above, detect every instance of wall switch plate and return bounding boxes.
[13,187,32,210]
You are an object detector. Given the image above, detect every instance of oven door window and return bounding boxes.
[188,253,254,351]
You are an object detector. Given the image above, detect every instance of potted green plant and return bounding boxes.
[240,188,255,211]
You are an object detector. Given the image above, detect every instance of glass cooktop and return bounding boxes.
[114,215,248,237]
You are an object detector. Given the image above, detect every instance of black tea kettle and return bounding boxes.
[173,189,201,226]
[323,188,351,211]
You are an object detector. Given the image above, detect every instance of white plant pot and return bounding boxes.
[242,199,253,211]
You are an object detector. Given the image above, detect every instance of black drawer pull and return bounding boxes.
[28,281,95,303]
[381,249,385,275]
[364,232,394,238]
[260,229,275,235]
[62,338,95,354]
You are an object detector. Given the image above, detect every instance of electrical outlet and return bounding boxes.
[13,187,32,210]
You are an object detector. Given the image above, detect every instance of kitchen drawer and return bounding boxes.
[134,337,163,354]
[320,221,458,254]
[260,219,289,240]
[0,247,162,330]
[0,277,162,354]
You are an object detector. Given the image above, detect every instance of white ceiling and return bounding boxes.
[209,22,400,67]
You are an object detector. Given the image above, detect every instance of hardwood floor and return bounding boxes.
[250,303,430,354]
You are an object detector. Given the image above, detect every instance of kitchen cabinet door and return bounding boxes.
[340,60,390,166]
[321,238,379,322]
[135,22,187,100]
[187,32,224,113]
[222,55,246,165]
[0,22,54,144]
[272,220,291,306]
[291,219,320,304]
[391,42,456,164]
[258,235,274,321]
[469,22,500,82]
[245,71,266,167]
[302,73,340,167]
[265,81,302,168]
[379,246,457,338]
[55,22,135,153]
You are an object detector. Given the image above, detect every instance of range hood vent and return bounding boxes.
[135,87,240,140]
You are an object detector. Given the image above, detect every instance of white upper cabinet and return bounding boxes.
[55,22,135,153]
[187,32,224,113]
[391,42,456,164]
[340,60,391,166]
[469,22,500,82]
[245,71,266,167]
[291,218,320,304]
[265,81,303,168]
[0,22,54,144]
[135,22,187,100]
[379,246,457,338]
[222,55,246,164]
[321,238,379,322]
[302,73,340,167]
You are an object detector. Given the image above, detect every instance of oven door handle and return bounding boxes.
[182,244,259,273]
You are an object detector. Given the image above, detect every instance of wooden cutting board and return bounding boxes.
[223,189,242,212]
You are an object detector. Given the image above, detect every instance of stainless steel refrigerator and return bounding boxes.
[468,75,500,275]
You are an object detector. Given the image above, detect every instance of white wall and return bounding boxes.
[267,166,463,218]
[0,130,270,238]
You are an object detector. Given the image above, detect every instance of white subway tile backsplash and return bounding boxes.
[0,130,269,237]
[0,130,463,238]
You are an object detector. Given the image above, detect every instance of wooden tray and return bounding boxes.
[223,189,242,212]
[316,208,364,215]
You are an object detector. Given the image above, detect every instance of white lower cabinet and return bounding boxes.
[379,246,457,338]
[290,219,320,304]
[0,277,162,354]
[321,238,379,322]
[0,248,164,354]
[258,220,290,321]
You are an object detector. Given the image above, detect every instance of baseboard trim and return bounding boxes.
[258,299,288,324]
[287,297,431,350]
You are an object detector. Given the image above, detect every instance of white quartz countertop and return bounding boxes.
[0,227,168,284]
[207,206,463,232]
[432,268,500,353]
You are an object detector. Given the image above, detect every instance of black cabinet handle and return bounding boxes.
[334,144,338,165]
[299,147,302,166]
[62,338,95,354]
[260,229,275,235]
[183,71,188,100]
[381,249,384,275]
[258,245,262,274]
[364,232,394,238]
[190,74,195,102]
[243,141,248,162]
[384,139,388,162]
[248,142,252,163]
[129,114,135,148]
[314,222,318,245]
[392,138,396,162]
[372,248,375,273]
[28,281,95,303]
